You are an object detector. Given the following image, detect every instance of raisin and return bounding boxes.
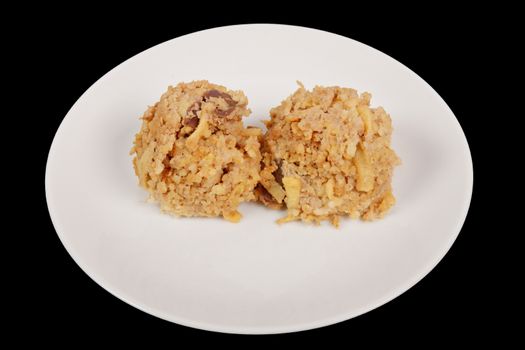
[184,116,199,128]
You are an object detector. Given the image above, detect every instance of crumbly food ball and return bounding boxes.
[131,81,262,222]
[255,83,400,226]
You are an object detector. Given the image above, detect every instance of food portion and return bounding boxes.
[131,81,262,222]
[256,83,400,226]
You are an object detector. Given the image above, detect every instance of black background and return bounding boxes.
[17,3,503,342]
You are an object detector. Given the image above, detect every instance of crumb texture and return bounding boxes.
[131,81,262,222]
[256,84,400,226]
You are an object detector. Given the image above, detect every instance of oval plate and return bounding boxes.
[46,24,473,334]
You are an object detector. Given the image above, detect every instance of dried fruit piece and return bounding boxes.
[186,116,211,148]
[354,144,374,192]
[264,181,286,204]
[184,116,200,128]
[203,89,238,116]
[203,89,236,106]
[357,105,373,135]
[282,176,301,209]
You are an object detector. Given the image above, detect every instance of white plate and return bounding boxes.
[46,24,473,334]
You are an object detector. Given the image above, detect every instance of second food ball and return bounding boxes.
[256,83,400,226]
